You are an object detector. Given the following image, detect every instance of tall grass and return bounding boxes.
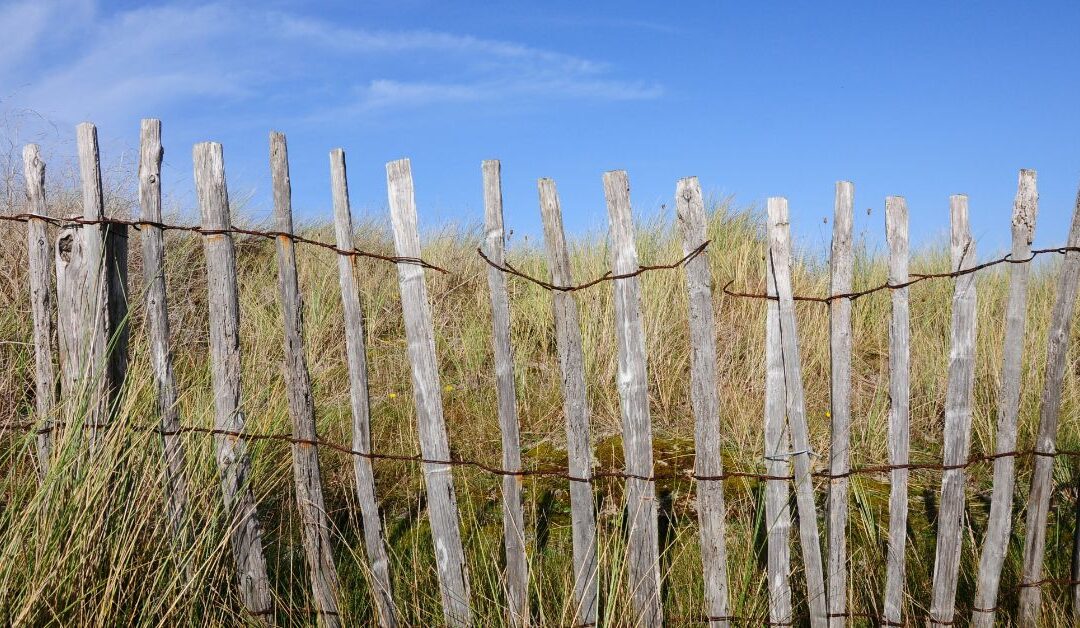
[0,194,1078,626]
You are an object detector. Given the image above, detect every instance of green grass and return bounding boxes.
[0,198,1078,626]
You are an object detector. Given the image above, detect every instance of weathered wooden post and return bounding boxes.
[481,160,529,627]
[537,178,598,626]
[972,170,1038,626]
[385,158,472,627]
[269,132,341,627]
[603,170,662,627]
[674,177,731,627]
[193,141,273,621]
[329,148,398,628]
[138,119,192,563]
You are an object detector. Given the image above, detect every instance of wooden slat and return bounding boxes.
[481,159,529,627]
[603,170,662,627]
[826,181,853,628]
[765,197,827,628]
[385,158,472,627]
[1018,185,1080,623]
[55,222,85,398]
[972,170,1038,627]
[137,120,192,563]
[675,177,730,627]
[929,195,978,625]
[269,132,341,627]
[22,144,56,480]
[882,196,911,627]
[329,149,399,628]
[193,141,273,620]
[537,178,598,626]
[764,252,793,626]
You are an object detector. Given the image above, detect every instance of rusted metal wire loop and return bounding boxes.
[0,212,447,273]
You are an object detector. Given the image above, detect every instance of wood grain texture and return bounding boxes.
[537,178,598,626]
[386,158,472,627]
[930,195,978,625]
[55,222,85,399]
[764,252,793,627]
[481,160,529,627]
[766,197,827,628]
[675,177,730,627]
[270,132,341,627]
[193,141,273,620]
[603,170,662,627]
[972,170,1038,627]
[137,120,192,563]
[23,144,55,480]
[826,181,853,628]
[882,196,910,627]
[1018,185,1080,625]
[329,149,399,628]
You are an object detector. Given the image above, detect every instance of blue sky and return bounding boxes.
[3,0,1079,254]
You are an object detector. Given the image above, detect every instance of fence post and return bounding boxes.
[603,170,662,626]
[193,141,273,620]
[972,170,1038,627]
[269,132,341,627]
[55,221,85,398]
[137,119,192,566]
[826,181,853,628]
[882,196,910,627]
[765,252,793,626]
[481,159,529,627]
[22,144,56,481]
[930,195,978,625]
[329,149,399,628]
[675,177,731,627]
[537,178,598,627]
[766,197,827,628]
[1018,185,1080,623]
[385,158,472,627]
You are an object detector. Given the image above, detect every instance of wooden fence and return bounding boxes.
[4,119,1080,627]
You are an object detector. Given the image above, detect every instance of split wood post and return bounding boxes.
[764,252,794,626]
[826,181,853,628]
[269,132,341,627]
[537,178,598,626]
[385,158,472,627]
[971,170,1038,627]
[882,196,910,628]
[675,177,730,627]
[55,219,86,397]
[138,119,193,560]
[193,141,273,620]
[603,170,662,627]
[23,144,56,480]
[765,197,827,628]
[481,160,529,627]
[929,195,978,625]
[329,149,399,628]
[1018,185,1080,624]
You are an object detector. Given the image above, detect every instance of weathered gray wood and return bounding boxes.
[55,222,86,398]
[137,119,192,563]
[972,170,1038,627]
[603,170,662,627]
[23,144,55,480]
[537,178,598,626]
[481,159,529,627]
[765,197,827,628]
[764,253,793,627]
[193,141,273,620]
[269,132,341,627]
[385,158,472,627]
[1018,185,1080,624]
[929,195,978,625]
[329,149,399,628]
[826,181,853,628]
[675,177,730,627]
[882,196,910,628]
